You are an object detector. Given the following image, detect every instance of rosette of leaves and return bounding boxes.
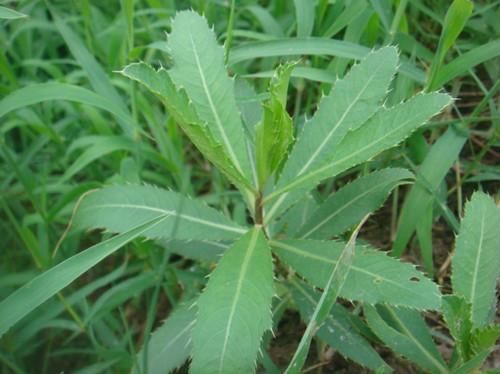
[0,10,454,373]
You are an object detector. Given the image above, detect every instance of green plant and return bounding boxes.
[365,191,500,373]
[0,10,455,373]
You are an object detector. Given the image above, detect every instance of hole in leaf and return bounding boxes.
[409,277,420,282]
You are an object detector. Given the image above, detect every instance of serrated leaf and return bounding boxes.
[191,229,274,373]
[285,218,364,373]
[255,62,295,186]
[442,295,473,362]
[120,62,253,192]
[469,325,500,358]
[290,279,388,370]
[364,305,448,373]
[271,239,441,309]
[168,10,252,181]
[268,47,398,221]
[451,191,500,327]
[134,299,196,374]
[73,185,246,241]
[265,91,452,222]
[299,168,413,239]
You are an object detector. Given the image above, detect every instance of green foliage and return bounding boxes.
[1,1,498,372]
[298,168,413,239]
[0,215,168,337]
[451,192,500,327]
[168,11,253,184]
[255,62,295,187]
[290,280,388,370]
[119,62,253,192]
[272,239,441,309]
[73,185,246,241]
[364,305,449,373]
[265,91,451,222]
[0,6,27,19]
[134,299,196,374]
[285,219,362,373]
[366,192,500,372]
[427,0,474,91]
[191,228,274,373]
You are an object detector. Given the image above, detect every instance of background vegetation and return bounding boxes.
[0,0,499,372]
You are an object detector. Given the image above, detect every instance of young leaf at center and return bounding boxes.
[255,62,295,187]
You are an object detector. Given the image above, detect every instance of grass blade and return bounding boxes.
[289,279,389,370]
[0,83,135,132]
[285,217,366,373]
[427,0,474,91]
[293,0,315,37]
[228,38,425,83]
[0,6,27,19]
[433,39,500,89]
[392,127,467,258]
[0,214,169,337]
[271,239,441,309]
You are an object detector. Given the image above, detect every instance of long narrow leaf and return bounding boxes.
[392,127,466,257]
[451,191,500,327]
[426,0,474,90]
[134,299,196,374]
[265,92,452,222]
[50,6,134,135]
[433,39,500,88]
[120,62,253,192]
[0,83,134,131]
[289,280,388,370]
[73,185,246,241]
[271,240,441,309]
[0,214,168,337]
[228,38,425,83]
[191,228,274,373]
[285,218,365,373]
[275,47,398,221]
[299,168,413,239]
[168,11,252,180]
[364,305,448,373]
[0,6,27,19]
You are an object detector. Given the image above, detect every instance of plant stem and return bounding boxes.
[255,192,264,226]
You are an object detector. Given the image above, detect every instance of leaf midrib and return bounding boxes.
[468,206,486,321]
[188,33,243,175]
[218,229,260,373]
[386,307,448,373]
[296,63,382,177]
[264,103,437,222]
[271,240,440,300]
[300,179,408,238]
[80,203,246,234]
